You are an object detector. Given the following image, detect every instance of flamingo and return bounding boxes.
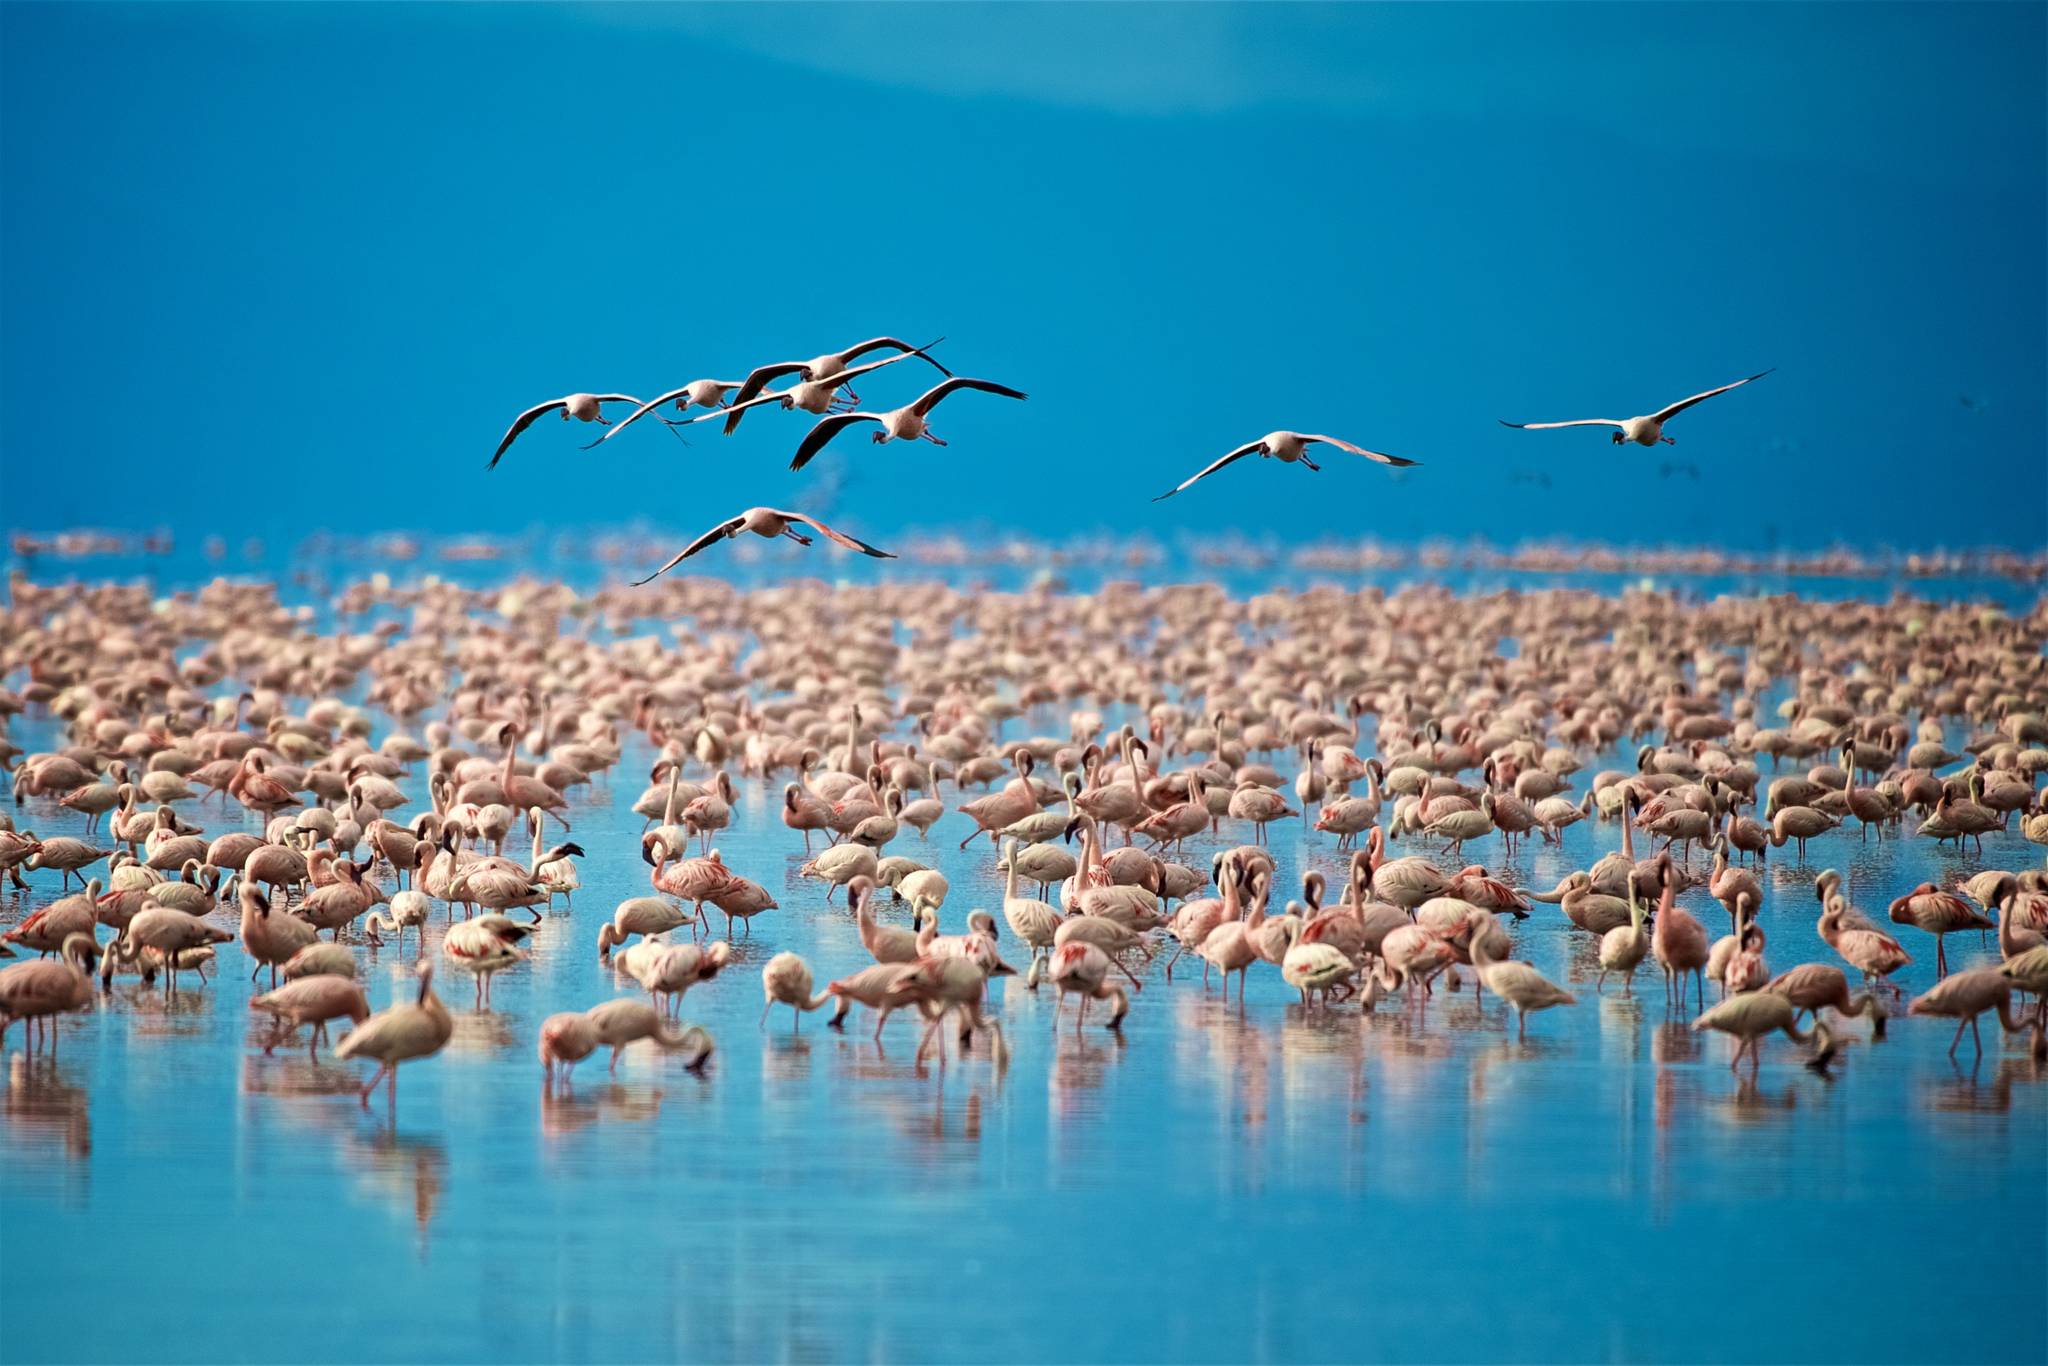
[488,392,647,468]
[250,976,371,1061]
[722,336,951,421]
[334,960,454,1113]
[760,952,829,1030]
[1500,370,1771,446]
[1154,430,1417,499]
[788,377,1028,470]
[0,933,97,1053]
[1691,990,1837,1073]
[636,508,894,582]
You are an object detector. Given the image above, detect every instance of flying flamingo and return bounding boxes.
[1154,430,1417,500]
[635,508,894,583]
[1499,370,1771,447]
[788,377,1028,471]
[488,393,647,469]
[723,336,952,420]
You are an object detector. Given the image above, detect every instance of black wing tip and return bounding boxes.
[1497,420,1524,429]
[1151,489,1179,502]
[1387,456,1421,467]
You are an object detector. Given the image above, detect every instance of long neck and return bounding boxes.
[662,766,680,825]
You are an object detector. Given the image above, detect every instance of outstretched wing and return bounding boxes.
[775,511,896,559]
[634,516,746,585]
[488,399,568,469]
[909,376,1029,417]
[842,335,952,378]
[681,386,790,429]
[1497,417,1625,432]
[584,388,691,449]
[789,413,883,471]
[724,361,809,432]
[1651,369,1773,423]
[1152,440,1263,501]
[1300,434,1420,467]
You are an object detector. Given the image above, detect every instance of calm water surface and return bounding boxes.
[2,577,2044,1364]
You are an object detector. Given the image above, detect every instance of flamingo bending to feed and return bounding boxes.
[885,955,1011,1065]
[1154,430,1416,500]
[825,963,922,1037]
[250,976,371,1061]
[1908,969,2031,1058]
[621,940,732,1017]
[597,897,696,960]
[334,960,454,1113]
[1499,370,1770,447]
[1046,941,1135,1031]
[636,508,894,582]
[583,999,713,1074]
[107,907,234,996]
[1692,990,1837,1073]
[761,952,830,1030]
[1763,964,1886,1036]
[538,1012,600,1091]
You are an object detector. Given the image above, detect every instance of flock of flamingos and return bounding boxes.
[1,336,2045,1119]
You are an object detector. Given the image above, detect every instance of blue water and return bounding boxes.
[1,564,2044,1364]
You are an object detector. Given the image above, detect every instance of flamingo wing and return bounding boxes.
[789,413,884,471]
[1498,417,1626,432]
[634,515,748,584]
[840,336,952,377]
[1650,369,1772,423]
[773,511,896,559]
[488,398,568,468]
[681,386,792,429]
[1152,440,1264,501]
[584,388,691,448]
[908,376,1029,417]
[1299,433,1420,467]
[723,362,809,431]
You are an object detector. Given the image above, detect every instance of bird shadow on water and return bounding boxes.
[5,1052,92,1171]
[339,1123,449,1258]
[102,984,215,1039]
[1919,1053,2045,1114]
[540,1080,669,1139]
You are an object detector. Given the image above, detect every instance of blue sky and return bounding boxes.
[2,2,2042,551]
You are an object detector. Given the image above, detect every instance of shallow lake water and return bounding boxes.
[1,564,2044,1364]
